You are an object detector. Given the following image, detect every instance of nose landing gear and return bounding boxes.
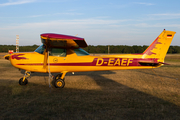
[19,71,31,85]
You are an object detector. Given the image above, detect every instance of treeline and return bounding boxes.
[0,45,39,52]
[0,45,180,54]
[83,45,180,54]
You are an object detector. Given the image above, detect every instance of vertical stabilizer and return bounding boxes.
[143,30,176,62]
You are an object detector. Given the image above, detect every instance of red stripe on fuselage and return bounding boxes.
[16,58,158,67]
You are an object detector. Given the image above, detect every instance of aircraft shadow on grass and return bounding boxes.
[1,76,180,119]
[1,69,180,119]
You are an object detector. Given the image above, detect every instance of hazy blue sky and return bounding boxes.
[0,0,180,46]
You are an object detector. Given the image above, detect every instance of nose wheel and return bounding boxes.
[19,71,30,85]
[19,78,28,85]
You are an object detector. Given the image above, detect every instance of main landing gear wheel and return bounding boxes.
[53,74,65,88]
[19,77,28,85]
[54,79,65,88]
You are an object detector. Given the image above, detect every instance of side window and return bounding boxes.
[74,48,89,56]
[49,48,66,57]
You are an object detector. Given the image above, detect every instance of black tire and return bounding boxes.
[54,79,65,88]
[19,77,28,85]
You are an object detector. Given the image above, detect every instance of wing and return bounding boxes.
[40,33,87,48]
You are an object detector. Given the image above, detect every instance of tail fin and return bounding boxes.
[143,29,176,62]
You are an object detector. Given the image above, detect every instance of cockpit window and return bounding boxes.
[49,48,66,57]
[35,45,45,54]
[74,48,89,56]
[35,45,88,57]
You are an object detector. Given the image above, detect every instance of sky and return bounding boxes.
[0,0,180,46]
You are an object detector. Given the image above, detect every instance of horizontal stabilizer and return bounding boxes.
[138,61,170,66]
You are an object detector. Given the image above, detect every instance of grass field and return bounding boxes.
[0,54,180,119]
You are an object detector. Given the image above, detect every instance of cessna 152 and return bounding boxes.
[4,29,176,88]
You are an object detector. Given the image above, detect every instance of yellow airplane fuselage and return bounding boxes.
[8,50,161,73]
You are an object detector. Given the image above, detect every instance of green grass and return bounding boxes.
[165,54,180,62]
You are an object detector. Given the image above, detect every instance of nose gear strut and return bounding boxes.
[19,71,31,85]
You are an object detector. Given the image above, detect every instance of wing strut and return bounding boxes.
[48,51,52,88]
[43,38,49,69]
[42,37,53,88]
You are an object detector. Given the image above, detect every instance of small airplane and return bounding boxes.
[4,29,176,88]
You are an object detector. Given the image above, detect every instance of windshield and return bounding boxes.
[35,45,45,54]
[74,48,89,56]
